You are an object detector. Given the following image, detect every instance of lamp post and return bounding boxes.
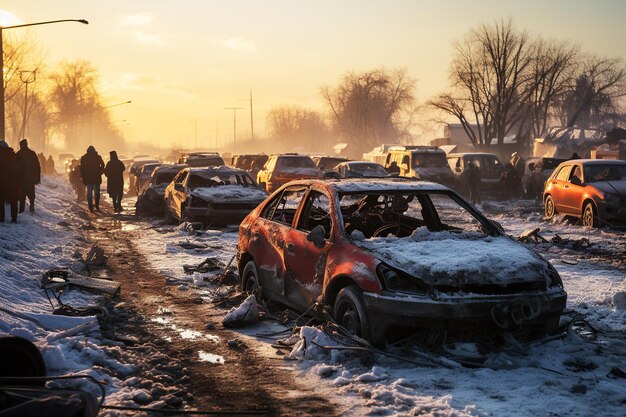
[19,69,36,139]
[0,18,89,140]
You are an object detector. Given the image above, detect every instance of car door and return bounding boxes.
[171,171,189,219]
[250,185,308,304]
[548,165,574,213]
[561,164,585,215]
[283,189,333,310]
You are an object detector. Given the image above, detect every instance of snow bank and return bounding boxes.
[0,177,138,399]
[356,227,548,286]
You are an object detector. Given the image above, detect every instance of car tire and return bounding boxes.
[544,195,557,220]
[241,260,261,293]
[582,202,599,228]
[333,285,374,342]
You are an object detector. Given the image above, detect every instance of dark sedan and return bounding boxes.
[164,167,267,225]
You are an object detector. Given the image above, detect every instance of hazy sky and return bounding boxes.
[2,0,625,150]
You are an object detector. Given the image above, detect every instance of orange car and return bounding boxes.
[256,154,322,193]
[543,159,626,228]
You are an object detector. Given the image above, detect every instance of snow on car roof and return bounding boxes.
[325,178,450,193]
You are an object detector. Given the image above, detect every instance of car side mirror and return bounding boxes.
[174,183,184,192]
[306,225,326,248]
[570,177,582,186]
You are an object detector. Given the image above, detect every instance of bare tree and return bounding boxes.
[48,60,125,153]
[322,68,416,154]
[266,106,330,151]
[524,39,578,138]
[429,19,533,146]
[557,56,626,129]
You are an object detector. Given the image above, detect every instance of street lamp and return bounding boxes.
[0,18,89,140]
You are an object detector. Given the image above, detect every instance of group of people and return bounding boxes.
[0,139,42,223]
[75,146,126,213]
[1,139,127,223]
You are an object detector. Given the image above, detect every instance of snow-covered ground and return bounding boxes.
[0,177,164,408]
[131,200,626,417]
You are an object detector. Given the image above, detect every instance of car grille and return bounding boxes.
[436,280,546,295]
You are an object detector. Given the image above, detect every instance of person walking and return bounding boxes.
[46,155,55,175]
[0,140,20,223]
[463,161,482,204]
[15,139,41,213]
[500,162,522,199]
[104,151,126,213]
[80,146,105,213]
[38,152,47,175]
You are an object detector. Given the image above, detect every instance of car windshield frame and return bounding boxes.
[336,189,501,240]
[187,171,255,189]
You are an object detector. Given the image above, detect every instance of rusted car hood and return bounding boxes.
[191,185,267,203]
[590,180,626,197]
[355,229,548,287]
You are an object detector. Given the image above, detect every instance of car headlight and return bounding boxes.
[546,264,563,288]
[604,193,623,208]
[377,263,429,295]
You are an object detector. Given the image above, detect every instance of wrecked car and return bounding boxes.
[134,162,162,195]
[312,156,351,173]
[237,178,567,345]
[334,161,389,178]
[544,159,626,228]
[256,154,322,193]
[135,164,187,216]
[164,166,267,225]
[178,152,225,167]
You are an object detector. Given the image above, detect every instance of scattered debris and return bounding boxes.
[85,244,108,266]
[222,295,259,328]
[41,270,120,297]
[183,257,221,274]
[178,241,208,250]
[227,339,247,350]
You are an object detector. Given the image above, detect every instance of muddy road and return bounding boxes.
[84,201,339,416]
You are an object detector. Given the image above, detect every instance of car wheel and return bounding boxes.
[241,260,261,293]
[582,202,599,228]
[544,195,557,220]
[333,285,373,341]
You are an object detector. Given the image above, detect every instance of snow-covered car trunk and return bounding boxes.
[187,185,267,225]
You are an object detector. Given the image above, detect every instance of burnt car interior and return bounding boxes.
[340,191,495,239]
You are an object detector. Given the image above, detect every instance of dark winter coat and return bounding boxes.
[104,151,126,196]
[80,146,105,185]
[0,145,21,199]
[16,143,41,187]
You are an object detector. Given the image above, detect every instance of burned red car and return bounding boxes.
[237,178,567,345]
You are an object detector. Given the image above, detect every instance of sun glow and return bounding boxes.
[0,9,20,27]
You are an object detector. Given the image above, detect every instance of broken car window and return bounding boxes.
[340,191,491,239]
[261,186,307,226]
[298,191,332,240]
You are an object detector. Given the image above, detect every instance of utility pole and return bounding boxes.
[224,107,243,153]
[19,70,36,140]
[250,90,254,141]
